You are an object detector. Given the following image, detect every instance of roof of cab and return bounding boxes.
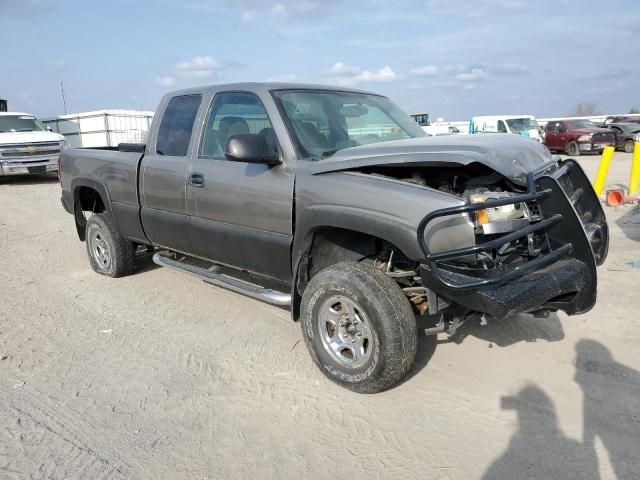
[162,82,381,97]
[0,112,34,117]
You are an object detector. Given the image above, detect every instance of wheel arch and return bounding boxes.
[71,177,114,241]
[290,215,418,321]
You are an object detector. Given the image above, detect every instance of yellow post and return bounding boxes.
[629,142,640,195]
[593,146,615,197]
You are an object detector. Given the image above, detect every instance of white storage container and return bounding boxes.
[41,110,154,148]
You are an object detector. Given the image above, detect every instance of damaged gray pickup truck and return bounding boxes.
[59,83,608,393]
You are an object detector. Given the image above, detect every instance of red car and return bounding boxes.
[544,119,615,156]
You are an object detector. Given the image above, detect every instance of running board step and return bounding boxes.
[152,251,291,306]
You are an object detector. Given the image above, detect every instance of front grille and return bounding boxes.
[592,132,615,143]
[1,149,60,158]
[0,142,60,158]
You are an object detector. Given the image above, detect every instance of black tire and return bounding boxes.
[566,141,580,156]
[300,261,417,393]
[624,140,635,153]
[85,212,135,277]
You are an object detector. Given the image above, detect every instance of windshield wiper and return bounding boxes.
[321,149,339,158]
[16,129,35,132]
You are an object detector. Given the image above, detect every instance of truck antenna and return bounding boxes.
[60,81,67,114]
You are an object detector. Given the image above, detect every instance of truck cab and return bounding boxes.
[0,112,66,176]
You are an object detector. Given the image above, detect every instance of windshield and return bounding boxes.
[567,120,598,130]
[272,90,426,159]
[505,117,539,134]
[619,124,640,133]
[0,115,48,133]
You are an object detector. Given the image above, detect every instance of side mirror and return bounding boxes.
[47,127,53,132]
[224,134,281,165]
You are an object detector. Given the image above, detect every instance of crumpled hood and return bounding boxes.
[0,130,64,146]
[311,134,555,185]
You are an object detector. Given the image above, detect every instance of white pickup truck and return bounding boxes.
[0,112,67,177]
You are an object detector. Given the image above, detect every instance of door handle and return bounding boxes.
[189,173,205,188]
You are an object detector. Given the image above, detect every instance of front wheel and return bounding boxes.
[624,140,635,153]
[300,262,417,393]
[566,141,580,156]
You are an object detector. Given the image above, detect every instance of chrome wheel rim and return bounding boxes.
[317,295,374,369]
[89,228,111,271]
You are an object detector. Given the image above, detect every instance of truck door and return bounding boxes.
[186,91,294,282]
[545,122,560,150]
[140,94,203,253]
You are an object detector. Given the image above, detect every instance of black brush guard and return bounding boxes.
[417,159,608,317]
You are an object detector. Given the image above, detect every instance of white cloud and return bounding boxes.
[329,62,362,76]
[155,76,176,87]
[174,56,221,78]
[446,65,487,81]
[328,62,397,86]
[409,65,440,76]
[456,68,485,81]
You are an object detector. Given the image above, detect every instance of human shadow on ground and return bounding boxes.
[482,340,640,479]
[483,384,599,480]
[614,203,640,242]
[575,339,640,479]
[446,312,565,347]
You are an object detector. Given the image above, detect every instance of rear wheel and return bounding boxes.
[566,141,580,156]
[624,140,635,153]
[85,213,135,277]
[300,262,417,393]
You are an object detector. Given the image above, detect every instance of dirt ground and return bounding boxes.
[1,152,639,480]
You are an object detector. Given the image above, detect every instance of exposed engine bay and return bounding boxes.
[362,163,550,321]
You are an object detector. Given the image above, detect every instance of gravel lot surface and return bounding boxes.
[1,152,639,479]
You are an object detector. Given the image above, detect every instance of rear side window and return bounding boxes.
[156,94,202,156]
[497,120,507,133]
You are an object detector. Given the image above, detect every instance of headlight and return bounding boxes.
[469,193,525,226]
[578,135,592,142]
[634,135,640,142]
[59,139,69,149]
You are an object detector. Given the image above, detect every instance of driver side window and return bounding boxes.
[200,92,278,159]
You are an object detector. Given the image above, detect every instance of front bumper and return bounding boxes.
[578,141,615,153]
[418,159,607,318]
[0,155,59,176]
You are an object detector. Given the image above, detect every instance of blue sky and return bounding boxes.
[1,0,638,120]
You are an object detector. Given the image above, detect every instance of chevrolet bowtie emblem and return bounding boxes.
[27,146,39,154]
